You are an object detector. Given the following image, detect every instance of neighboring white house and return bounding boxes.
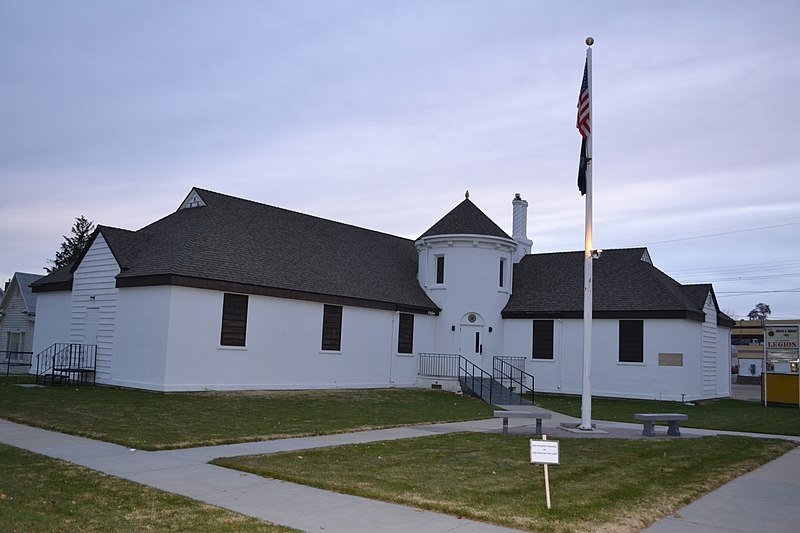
[0,272,42,373]
[31,187,733,400]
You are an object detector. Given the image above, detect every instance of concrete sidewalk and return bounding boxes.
[0,418,520,533]
[2,414,800,532]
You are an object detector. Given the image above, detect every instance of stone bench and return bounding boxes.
[634,413,688,437]
[494,410,552,436]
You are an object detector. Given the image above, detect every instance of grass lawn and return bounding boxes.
[0,376,493,450]
[0,443,296,532]
[532,393,800,436]
[214,433,795,533]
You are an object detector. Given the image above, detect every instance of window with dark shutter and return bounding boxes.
[532,320,554,359]
[436,255,445,284]
[499,258,505,288]
[220,293,248,347]
[321,305,343,351]
[397,313,414,354]
[619,320,644,363]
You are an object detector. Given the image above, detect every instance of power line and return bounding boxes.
[670,259,800,276]
[605,215,800,248]
[717,288,800,296]
[684,272,800,283]
[640,220,800,246]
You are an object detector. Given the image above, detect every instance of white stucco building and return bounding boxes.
[31,188,733,401]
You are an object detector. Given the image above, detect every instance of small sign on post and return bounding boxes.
[530,435,559,509]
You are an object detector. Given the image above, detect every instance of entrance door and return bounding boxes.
[84,308,100,345]
[459,312,485,369]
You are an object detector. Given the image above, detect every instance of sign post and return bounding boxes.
[530,435,560,509]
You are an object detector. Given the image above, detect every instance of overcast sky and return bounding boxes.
[2,0,798,319]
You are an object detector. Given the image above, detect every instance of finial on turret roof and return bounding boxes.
[465,190,470,199]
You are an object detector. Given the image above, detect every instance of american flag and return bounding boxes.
[577,55,590,195]
[576,57,590,137]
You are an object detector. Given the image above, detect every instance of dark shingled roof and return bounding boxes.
[419,198,511,240]
[503,248,728,323]
[33,188,438,313]
[1,272,43,313]
[98,226,151,271]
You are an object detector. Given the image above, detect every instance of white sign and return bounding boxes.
[530,439,560,465]
[765,326,799,362]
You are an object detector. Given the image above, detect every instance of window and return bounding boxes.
[397,313,414,354]
[532,320,554,359]
[619,320,644,363]
[499,258,506,288]
[7,332,25,362]
[435,255,445,284]
[321,304,343,351]
[220,294,248,347]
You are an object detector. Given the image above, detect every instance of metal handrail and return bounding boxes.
[35,343,97,385]
[492,356,535,403]
[418,352,460,377]
[2,351,33,376]
[418,353,535,405]
[459,356,495,404]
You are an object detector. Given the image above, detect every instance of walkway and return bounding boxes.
[1,410,799,532]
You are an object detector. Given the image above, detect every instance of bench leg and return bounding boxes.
[535,418,543,436]
[502,417,508,434]
[667,421,681,436]
[641,421,656,437]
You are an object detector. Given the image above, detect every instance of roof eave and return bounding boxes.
[501,309,708,321]
[116,274,440,315]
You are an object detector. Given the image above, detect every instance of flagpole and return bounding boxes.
[579,38,594,431]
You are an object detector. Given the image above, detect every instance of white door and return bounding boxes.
[84,308,100,345]
[460,324,484,370]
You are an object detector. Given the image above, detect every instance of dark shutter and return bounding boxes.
[436,255,445,284]
[220,293,248,347]
[532,320,554,359]
[619,320,644,363]
[321,305,343,351]
[397,313,414,354]
[499,259,505,287]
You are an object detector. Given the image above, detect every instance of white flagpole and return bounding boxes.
[579,39,594,431]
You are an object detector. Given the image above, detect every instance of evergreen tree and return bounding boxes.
[45,215,95,273]
[747,302,771,321]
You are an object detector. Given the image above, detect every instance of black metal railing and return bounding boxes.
[1,351,33,376]
[459,356,496,403]
[493,356,534,403]
[418,353,534,405]
[35,343,97,386]
[418,352,460,377]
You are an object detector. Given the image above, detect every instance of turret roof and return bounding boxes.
[418,197,511,240]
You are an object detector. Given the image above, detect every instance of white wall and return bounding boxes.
[504,317,719,401]
[416,234,515,368]
[716,324,733,396]
[69,234,120,381]
[111,286,171,389]
[30,291,72,367]
[111,285,435,391]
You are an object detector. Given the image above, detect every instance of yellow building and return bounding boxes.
[732,319,800,405]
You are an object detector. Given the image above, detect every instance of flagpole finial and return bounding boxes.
[585,37,594,46]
